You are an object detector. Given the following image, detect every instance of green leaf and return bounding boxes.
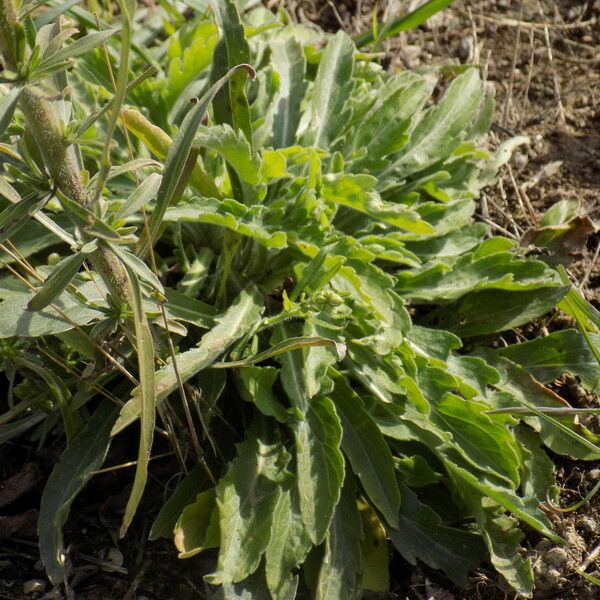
[194,124,260,184]
[389,484,485,586]
[208,431,288,584]
[350,73,431,170]
[174,488,219,558]
[431,394,522,488]
[164,196,286,248]
[209,0,253,144]
[385,69,483,179]
[150,464,211,540]
[302,30,354,149]
[119,265,156,537]
[0,86,22,136]
[294,395,345,544]
[0,290,103,339]
[265,486,312,600]
[112,286,263,434]
[315,476,363,600]
[330,370,401,528]
[446,462,559,542]
[425,285,570,337]
[239,366,289,423]
[498,329,600,393]
[38,401,117,584]
[323,174,434,234]
[477,351,600,461]
[27,251,89,311]
[32,28,118,78]
[270,37,306,148]
[115,172,162,219]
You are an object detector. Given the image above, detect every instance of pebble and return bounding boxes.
[576,516,597,534]
[23,579,46,595]
[545,547,568,568]
[457,37,473,62]
[544,567,562,585]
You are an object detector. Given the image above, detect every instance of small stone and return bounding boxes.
[23,579,46,595]
[545,568,562,584]
[107,547,124,568]
[545,547,569,568]
[457,37,473,62]
[513,151,528,170]
[576,516,597,534]
[401,45,422,69]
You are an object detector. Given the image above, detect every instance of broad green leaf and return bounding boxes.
[174,489,219,558]
[150,464,211,540]
[385,69,483,179]
[27,251,89,311]
[119,265,155,537]
[431,394,522,488]
[265,487,312,600]
[330,370,401,528]
[164,196,286,248]
[350,74,431,170]
[294,395,345,544]
[478,351,600,461]
[38,401,117,584]
[212,571,272,600]
[517,425,557,505]
[208,431,288,584]
[499,329,600,393]
[209,0,253,144]
[315,477,363,600]
[457,483,535,598]
[397,248,559,303]
[425,285,570,337]
[112,286,263,434]
[446,462,559,541]
[270,37,306,148]
[239,366,289,423]
[302,30,354,149]
[0,291,103,339]
[165,21,219,108]
[194,124,260,184]
[389,484,485,586]
[323,174,434,234]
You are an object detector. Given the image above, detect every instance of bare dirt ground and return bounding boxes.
[1,2,598,599]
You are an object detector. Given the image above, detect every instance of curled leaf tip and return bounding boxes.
[234,63,257,80]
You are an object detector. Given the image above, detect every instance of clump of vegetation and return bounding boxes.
[0,0,598,598]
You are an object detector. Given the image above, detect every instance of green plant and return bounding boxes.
[0,1,598,598]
